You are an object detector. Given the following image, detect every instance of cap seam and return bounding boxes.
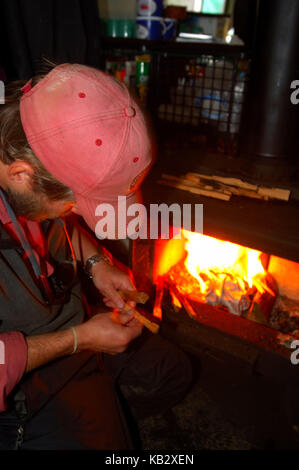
[106,86,134,172]
[85,89,140,195]
[78,111,132,197]
[27,110,127,144]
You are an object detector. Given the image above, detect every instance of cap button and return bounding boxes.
[124,106,136,118]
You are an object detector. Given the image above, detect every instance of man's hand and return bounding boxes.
[25,309,143,372]
[91,260,136,311]
[76,310,142,355]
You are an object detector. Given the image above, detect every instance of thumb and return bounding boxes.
[117,310,135,326]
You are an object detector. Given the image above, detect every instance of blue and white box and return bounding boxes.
[137,0,163,17]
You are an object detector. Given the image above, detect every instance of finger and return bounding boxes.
[103,287,125,310]
[103,297,116,306]
[118,311,135,326]
[104,300,117,309]
[119,300,136,314]
[129,317,144,330]
[118,276,136,292]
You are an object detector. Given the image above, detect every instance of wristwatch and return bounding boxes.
[84,253,112,279]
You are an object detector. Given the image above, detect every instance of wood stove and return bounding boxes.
[130,216,299,449]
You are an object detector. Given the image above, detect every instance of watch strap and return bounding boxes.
[84,253,112,279]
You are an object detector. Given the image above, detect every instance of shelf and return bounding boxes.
[101,36,246,56]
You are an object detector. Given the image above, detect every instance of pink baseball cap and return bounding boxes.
[20,63,152,238]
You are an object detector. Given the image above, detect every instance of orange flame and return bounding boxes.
[182,229,265,293]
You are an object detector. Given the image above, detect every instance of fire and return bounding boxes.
[154,229,272,317]
[182,229,265,294]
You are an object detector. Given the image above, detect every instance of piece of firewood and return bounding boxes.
[162,173,231,194]
[153,277,165,320]
[118,289,149,304]
[122,303,160,333]
[225,186,266,200]
[158,178,231,201]
[187,172,290,201]
[166,279,198,320]
[164,173,268,200]
[185,175,266,200]
[257,187,290,201]
[245,274,278,325]
[185,172,258,191]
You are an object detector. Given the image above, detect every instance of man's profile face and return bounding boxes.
[6,186,75,221]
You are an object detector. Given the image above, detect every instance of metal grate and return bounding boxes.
[155,54,247,134]
[100,41,249,156]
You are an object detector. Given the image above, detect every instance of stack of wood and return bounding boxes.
[158,172,291,202]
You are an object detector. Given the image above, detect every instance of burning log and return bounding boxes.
[270,297,299,334]
[166,278,198,320]
[244,273,278,326]
[153,277,165,320]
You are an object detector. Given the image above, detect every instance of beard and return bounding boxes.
[5,187,48,220]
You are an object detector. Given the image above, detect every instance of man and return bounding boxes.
[0,63,192,450]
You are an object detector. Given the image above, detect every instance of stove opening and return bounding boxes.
[133,231,299,356]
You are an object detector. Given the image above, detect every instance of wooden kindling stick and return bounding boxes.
[118,289,160,334]
[118,289,149,304]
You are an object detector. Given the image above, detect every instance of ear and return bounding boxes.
[7,161,35,189]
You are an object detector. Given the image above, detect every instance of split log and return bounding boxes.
[162,172,291,202]
[158,177,231,201]
[257,187,290,201]
[185,172,258,191]
[187,172,290,201]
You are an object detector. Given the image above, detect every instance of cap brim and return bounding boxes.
[74,191,146,240]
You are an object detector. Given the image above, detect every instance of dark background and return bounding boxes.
[0,0,102,81]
